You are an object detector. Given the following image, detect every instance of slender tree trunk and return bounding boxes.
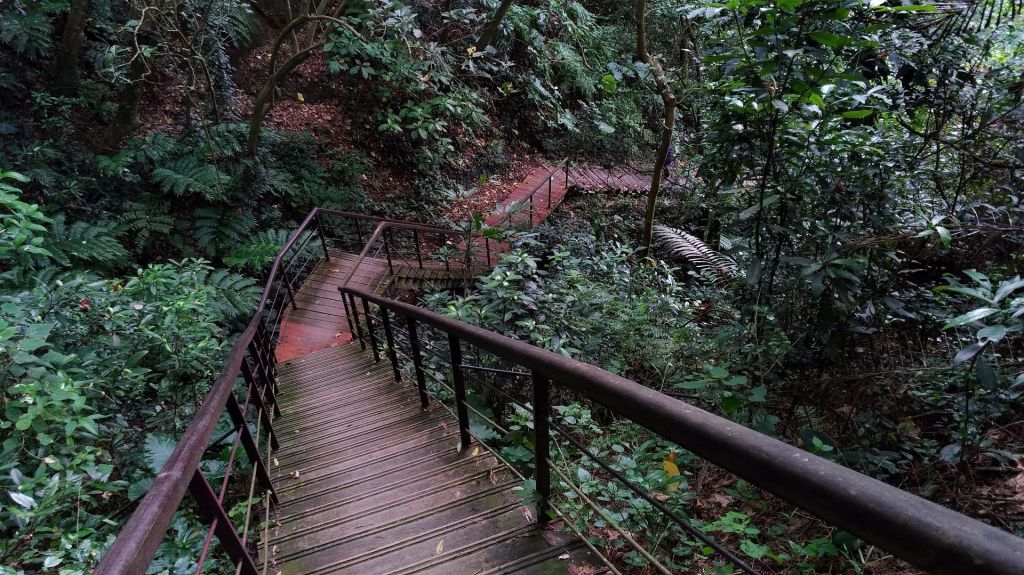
[52,0,90,95]
[635,0,678,253]
[476,0,514,50]
[246,13,361,157]
[114,56,147,139]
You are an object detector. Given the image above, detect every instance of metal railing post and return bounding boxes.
[548,176,552,209]
[362,298,381,362]
[407,316,429,408]
[383,228,394,274]
[341,292,356,336]
[188,471,260,575]
[532,372,551,524]
[348,293,366,350]
[413,229,423,269]
[315,212,331,261]
[225,391,278,504]
[448,334,472,450]
[240,359,278,451]
[354,216,364,246]
[379,306,401,383]
[280,268,298,310]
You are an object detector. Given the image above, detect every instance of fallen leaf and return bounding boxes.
[558,553,570,560]
[471,447,479,457]
[662,452,680,492]
[523,507,534,522]
[435,539,444,555]
[297,92,305,102]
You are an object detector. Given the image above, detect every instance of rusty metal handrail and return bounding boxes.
[339,284,1024,575]
[94,208,452,575]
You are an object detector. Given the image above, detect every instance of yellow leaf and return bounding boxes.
[662,456,680,477]
[435,539,444,555]
[471,447,479,457]
[662,453,681,492]
[466,46,476,55]
[296,92,305,102]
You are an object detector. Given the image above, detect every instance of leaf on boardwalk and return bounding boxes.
[435,539,444,555]
[470,447,479,457]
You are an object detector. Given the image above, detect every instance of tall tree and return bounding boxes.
[635,0,677,254]
[476,0,514,51]
[52,0,90,95]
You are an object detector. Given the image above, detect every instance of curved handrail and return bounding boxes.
[94,208,453,574]
[339,284,1024,575]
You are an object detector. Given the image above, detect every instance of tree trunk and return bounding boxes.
[52,0,90,95]
[114,56,147,139]
[643,102,676,252]
[476,0,514,51]
[635,0,678,254]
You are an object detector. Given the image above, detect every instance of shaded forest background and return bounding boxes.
[1,0,1022,572]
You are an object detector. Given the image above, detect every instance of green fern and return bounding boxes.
[152,157,230,200]
[118,202,176,253]
[195,122,246,157]
[0,4,59,60]
[193,206,256,258]
[194,267,260,317]
[223,228,293,271]
[45,215,128,268]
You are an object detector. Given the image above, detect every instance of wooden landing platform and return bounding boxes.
[266,344,598,574]
[276,251,389,362]
[484,165,569,229]
[569,166,652,193]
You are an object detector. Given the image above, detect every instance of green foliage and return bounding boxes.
[44,215,128,269]
[0,171,51,273]
[0,171,255,572]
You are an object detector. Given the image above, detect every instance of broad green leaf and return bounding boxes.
[808,31,849,48]
[944,308,999,329]
[976,357,998,389]
[842,109,873,119]
[994,277,1024,303]
[977,325,1008,343]
[600,74,617,94]
[954,342,984,365]
[8,491,36,509]
[739,194,780,220]
[707,366,729,378]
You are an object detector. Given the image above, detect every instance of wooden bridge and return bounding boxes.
[97,164,1024,575]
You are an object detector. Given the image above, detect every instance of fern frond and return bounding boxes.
[193,267,260,317]
[194,123,246,157]
[223,228,293,271]
[45,215,128,268]
[118,202,175,253]
[152,157,230,200]
[193,206,256,258]
[653,225,740,284]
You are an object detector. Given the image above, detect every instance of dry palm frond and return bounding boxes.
[653,225,740,283]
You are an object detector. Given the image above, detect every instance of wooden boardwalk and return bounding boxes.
[276,251,388,362]
[569,165,652,194]
[264,344,598,574]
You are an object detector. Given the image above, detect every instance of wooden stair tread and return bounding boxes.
[264,344,591,575]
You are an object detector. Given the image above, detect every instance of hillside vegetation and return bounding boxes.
[1,0,1022,573]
